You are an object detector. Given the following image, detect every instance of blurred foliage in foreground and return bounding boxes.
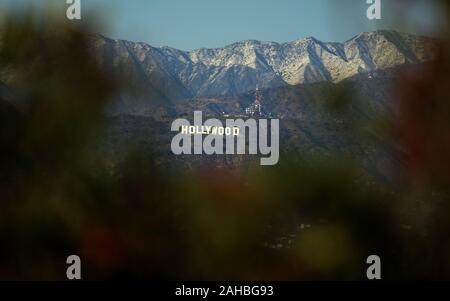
[1,7,450,280]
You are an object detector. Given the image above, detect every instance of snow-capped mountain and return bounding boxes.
[90,30,435,115]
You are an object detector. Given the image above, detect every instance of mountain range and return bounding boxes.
[90,30,435,116]
[0,29,438,177]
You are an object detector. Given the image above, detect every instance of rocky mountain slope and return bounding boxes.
[99,64,426,177]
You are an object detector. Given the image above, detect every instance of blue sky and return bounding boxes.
[0,0,446,50]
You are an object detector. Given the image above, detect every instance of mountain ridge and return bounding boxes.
[90,30,436,116]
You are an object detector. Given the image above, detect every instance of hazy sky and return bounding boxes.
[1,0,447,50]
